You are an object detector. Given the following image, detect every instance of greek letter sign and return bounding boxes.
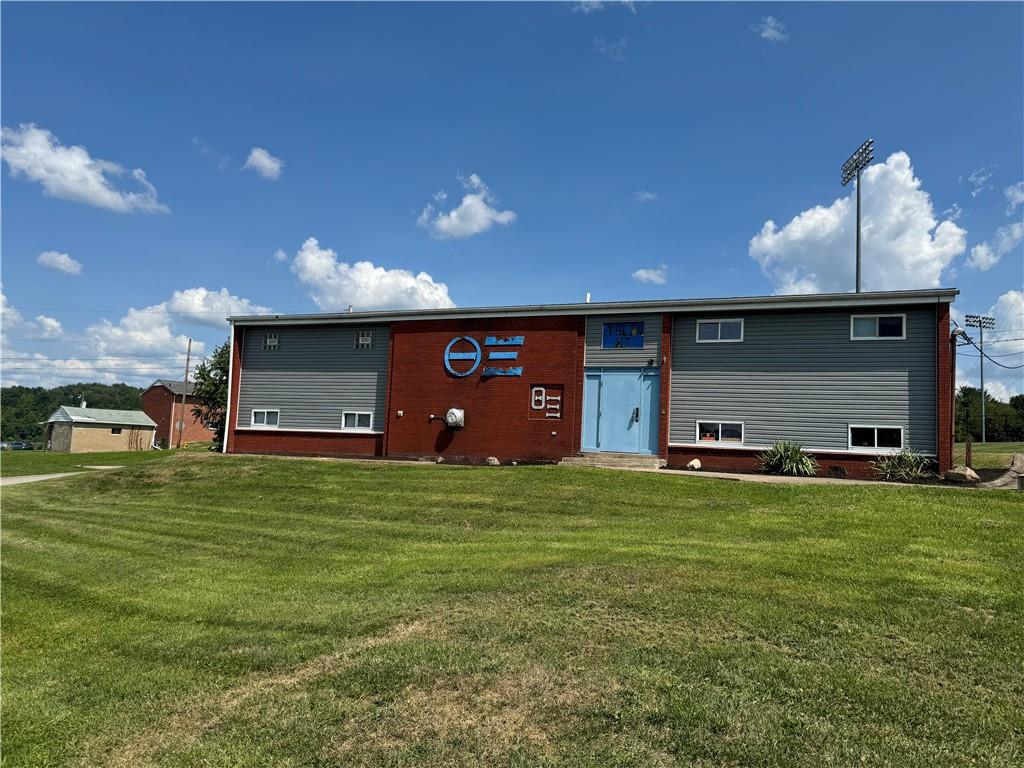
[443,336,482,377]
[444,335,525,377]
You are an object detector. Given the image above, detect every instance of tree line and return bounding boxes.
[1,383,144,443]
[955,386,1024,443]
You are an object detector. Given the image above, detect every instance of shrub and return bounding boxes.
[872,449,934,482]
[758,441,819,476]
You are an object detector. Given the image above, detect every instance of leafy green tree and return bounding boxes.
[1,383,142,443]
[190,341,230,449]
[955,386,1024,442]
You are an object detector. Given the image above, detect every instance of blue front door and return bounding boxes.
[582,369,660,454]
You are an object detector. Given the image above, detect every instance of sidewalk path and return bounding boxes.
[2,471,86,486]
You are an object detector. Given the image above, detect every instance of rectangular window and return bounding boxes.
[111,427,122,435]
[263,332,279,351]
[849,425,904,450]
[355,330,374,349]
[602,321,644,349]
[696,420,744,444]
[850,314,905,340]
[342,411,373,430]
[251,409,279,428]
[696,319,744,343]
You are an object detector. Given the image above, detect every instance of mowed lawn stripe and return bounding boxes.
[2,453,1021,767]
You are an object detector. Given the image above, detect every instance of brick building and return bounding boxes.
[223,289,957,478]
[142,379,214,448]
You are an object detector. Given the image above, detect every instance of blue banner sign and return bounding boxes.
[484,336,525,346]
[482,366,523,377]
[602,321,644,349]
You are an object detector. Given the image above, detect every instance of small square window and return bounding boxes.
[696,319,744,343]
[263,333,279,351]
[849,425,903,451]
[850,426,875,447]
[111,427,122,435]
[252,409,279,428]
[697,421,743,443]
[851,315,904,340]
[355,330,374,350]
[342,411,372,430]
[876,427,902,448]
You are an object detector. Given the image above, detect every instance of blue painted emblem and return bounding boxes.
[482,366,524,377]
[602,322,644,349]
[444,336,482,377]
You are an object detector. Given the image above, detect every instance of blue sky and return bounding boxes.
[2,2,1022,396]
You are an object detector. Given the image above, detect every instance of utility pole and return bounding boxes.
[841,138,874,292]
[176,338,192,448]
[964,314,995,443]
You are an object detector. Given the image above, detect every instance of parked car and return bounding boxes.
[7,441,34,450]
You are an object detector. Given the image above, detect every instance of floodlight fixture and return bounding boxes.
[841,138,874,293]
[963,314,997,441]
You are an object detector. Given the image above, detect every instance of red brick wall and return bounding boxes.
[232,429,382,457]
[936,303,954,473]
[386,316,582,462]
[667,446,879,479]
[143,387,213,446]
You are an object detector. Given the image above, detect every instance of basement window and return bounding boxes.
[355,330,374,350]
[850,314,905,340]
[696,421,744,444]
[849,425,903,451]
[251,409,280,428]
[263,332,279,351]
[342,411,373,430]
[696,319,744,343]
[111,428,122,435]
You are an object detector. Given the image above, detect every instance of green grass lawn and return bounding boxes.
[953,441,1024,470]
[3,454,1022,767]
[0,442,213,477]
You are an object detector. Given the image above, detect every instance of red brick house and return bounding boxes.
[142,379,214,447]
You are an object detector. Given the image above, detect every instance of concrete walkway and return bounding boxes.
[2,471,86,486]
[979,454,1024,490]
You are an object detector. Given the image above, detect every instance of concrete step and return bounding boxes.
[560,453,665,470]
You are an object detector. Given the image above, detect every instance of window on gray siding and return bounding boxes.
[252,409,279,428]
[342,411,372,430]
[851,314,905,340]
[355,330,374,350]
[849,425,903,450]
[696,319,743,343]
[697,421,744,443]
[263,333,279,351]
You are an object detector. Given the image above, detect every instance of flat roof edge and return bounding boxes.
[229,288,959,325]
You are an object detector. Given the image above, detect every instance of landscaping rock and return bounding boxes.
[686,459,702,470]
[486,456,500,466]
[944,465,980,484]
[434,456,445,464]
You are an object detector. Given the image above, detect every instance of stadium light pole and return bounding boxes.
[965,314,996,442]
[841,138,875,293]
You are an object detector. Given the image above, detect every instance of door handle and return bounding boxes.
[632,406,640,422]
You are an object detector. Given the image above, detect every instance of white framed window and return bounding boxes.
[342,411,373,430]
[355,330,374,350]
[848,424,904,451]
[251,409,280,428]
[696,318,744,343]
[263,332,279,351]
[850,314,905,340]
[696,420,744,444]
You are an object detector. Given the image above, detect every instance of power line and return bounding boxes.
[962,334,1024,369]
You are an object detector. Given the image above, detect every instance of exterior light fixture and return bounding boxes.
[964,314,996,442]
[841,138,875,293]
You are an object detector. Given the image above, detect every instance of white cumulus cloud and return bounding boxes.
[753,16,789,42]
[632,265,668,284]
[634,190,657,203]
[749,151,966,294]
[166,286,273,327]
[33,315,64,339]
[1005,181,1024,215]
[967,222,1023,271]
[243,147,284,179]
[417,174,517,240]
[36,250,82,275]
[956,290,1024,399]
[289,237,455,312]
[1,123,169,213]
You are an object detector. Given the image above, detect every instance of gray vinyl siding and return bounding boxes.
[236,324,389,431]
[669,306,937,453]
[585,314,662,367]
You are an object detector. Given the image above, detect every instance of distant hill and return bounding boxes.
[1,383,144,443]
